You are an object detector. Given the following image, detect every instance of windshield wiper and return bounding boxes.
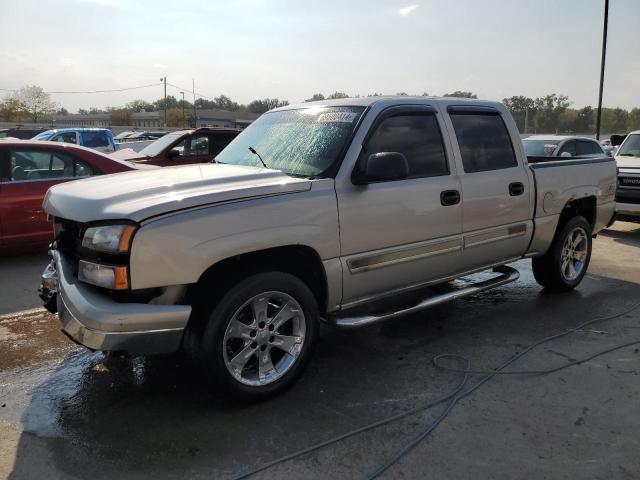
[248,146,268,168]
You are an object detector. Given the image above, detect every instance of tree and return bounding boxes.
[16,85,57,122]
[77,108,89,115]
[0,95,23,122]
[574,106,595,133]
[600,107,629,134]
[212,95,239,111]
[305,93,325,102]
[248,98,289,114]
[194,98,216,109]
[108,108,132,126]
[533,94,570,133]
[56,107,69,116]
[154,95,179,111]
[396,92,409,96]
[443,91,477,98]
[628,108,640,132]
[127,99,155,112]
[503,96,536,132]
[327,92,349,99]
[166,107,191,128]
[88,107,104,114]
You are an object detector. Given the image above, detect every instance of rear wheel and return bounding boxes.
[532,216,592,292]
[199,272,319,400]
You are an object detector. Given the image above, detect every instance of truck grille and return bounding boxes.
[619,176,640,188]
[53,218,85,261]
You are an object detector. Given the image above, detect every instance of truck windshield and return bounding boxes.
[215,106,365,177]
[523,139,559,157]
[617,134,640,157]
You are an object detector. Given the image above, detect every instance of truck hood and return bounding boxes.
[44,163,312,223]
[616,155,640,170]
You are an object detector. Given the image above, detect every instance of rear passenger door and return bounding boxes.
[445,107,533,272]
[336,106,463,306]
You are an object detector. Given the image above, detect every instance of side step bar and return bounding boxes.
[329,265,520,328]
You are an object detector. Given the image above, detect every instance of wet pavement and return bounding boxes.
[1,222,640,479]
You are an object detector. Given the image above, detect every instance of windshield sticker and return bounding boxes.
[317,112,358,123]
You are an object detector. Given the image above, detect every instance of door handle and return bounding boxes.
[440,190,461,206]
[509,182,525,196]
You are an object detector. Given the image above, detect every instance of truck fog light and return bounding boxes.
[78,260,129,290]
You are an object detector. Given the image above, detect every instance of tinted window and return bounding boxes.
[7,150,94,181]
[558,141,577,156]
[81,131,109,148]
[577,140,601,156]
[450,113,517,172]
[365,113,448,178]
[54,132,78,144]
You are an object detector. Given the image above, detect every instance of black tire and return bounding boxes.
[198,271,319,400]
[532,215,592,292]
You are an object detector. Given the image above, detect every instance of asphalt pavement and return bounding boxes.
[1,222,639,479]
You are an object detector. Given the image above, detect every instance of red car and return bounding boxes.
[111,127,240,166]
[0,140,148,252]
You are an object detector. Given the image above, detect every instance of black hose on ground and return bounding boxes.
[229,301,640,480]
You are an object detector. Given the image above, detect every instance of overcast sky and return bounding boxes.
[0,0,638,112]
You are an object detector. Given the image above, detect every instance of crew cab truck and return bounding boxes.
[40,97,616,399]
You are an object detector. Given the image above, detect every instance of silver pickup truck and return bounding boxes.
[39,97,616,399]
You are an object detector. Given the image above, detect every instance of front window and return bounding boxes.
[33,131,55,141]
[523,140,559,157]
[618,134,640,157]
[215,106,365,177]
[138,132,184,156]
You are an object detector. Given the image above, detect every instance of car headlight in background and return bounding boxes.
[78,260,129,290]
[82,224,136,253]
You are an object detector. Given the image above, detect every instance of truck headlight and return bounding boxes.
[78,260,129,290]
[82,224,136,253]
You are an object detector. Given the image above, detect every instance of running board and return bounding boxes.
[329,265,520,328]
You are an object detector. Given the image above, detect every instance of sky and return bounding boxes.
[0,0,638,112]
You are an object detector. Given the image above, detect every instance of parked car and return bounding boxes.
[40,97,616,399]
[522,135,607,158]
[33,128,117,153]
[614,130,640,222]
[111,127,240,166]
[0,127,48,140]
[0,141,151,252]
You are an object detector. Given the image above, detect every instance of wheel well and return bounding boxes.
[186,245,328,321]
[557,196,596,232]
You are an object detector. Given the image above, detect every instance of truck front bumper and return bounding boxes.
[615,202,640,218]
[42,251,192,355]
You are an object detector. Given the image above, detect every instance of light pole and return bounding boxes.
[159,77,167,128]
[180,91,185,128]
[595,0,609,140]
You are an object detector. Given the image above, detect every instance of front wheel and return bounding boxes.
[532,215,592,292]
[200,272,319,400]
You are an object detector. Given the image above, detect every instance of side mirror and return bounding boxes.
[168,148,181,158]
[352,152,409,185]
[560,151,572,158]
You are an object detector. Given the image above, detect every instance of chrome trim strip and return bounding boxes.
[340,256,522,310]
[347,237,463,274]
[464,223,527,249]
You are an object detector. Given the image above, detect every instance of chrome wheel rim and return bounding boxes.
[560,226,588,281]
[222,291,306,387]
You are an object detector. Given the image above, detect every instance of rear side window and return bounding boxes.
[558,141,577,156]
[577,140,602,156]
[81,131,109,148]
[7,150,94,181]
[365,113,448,178]
[450,113,517,172]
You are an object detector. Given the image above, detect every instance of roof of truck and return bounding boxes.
[273,95,504,111]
